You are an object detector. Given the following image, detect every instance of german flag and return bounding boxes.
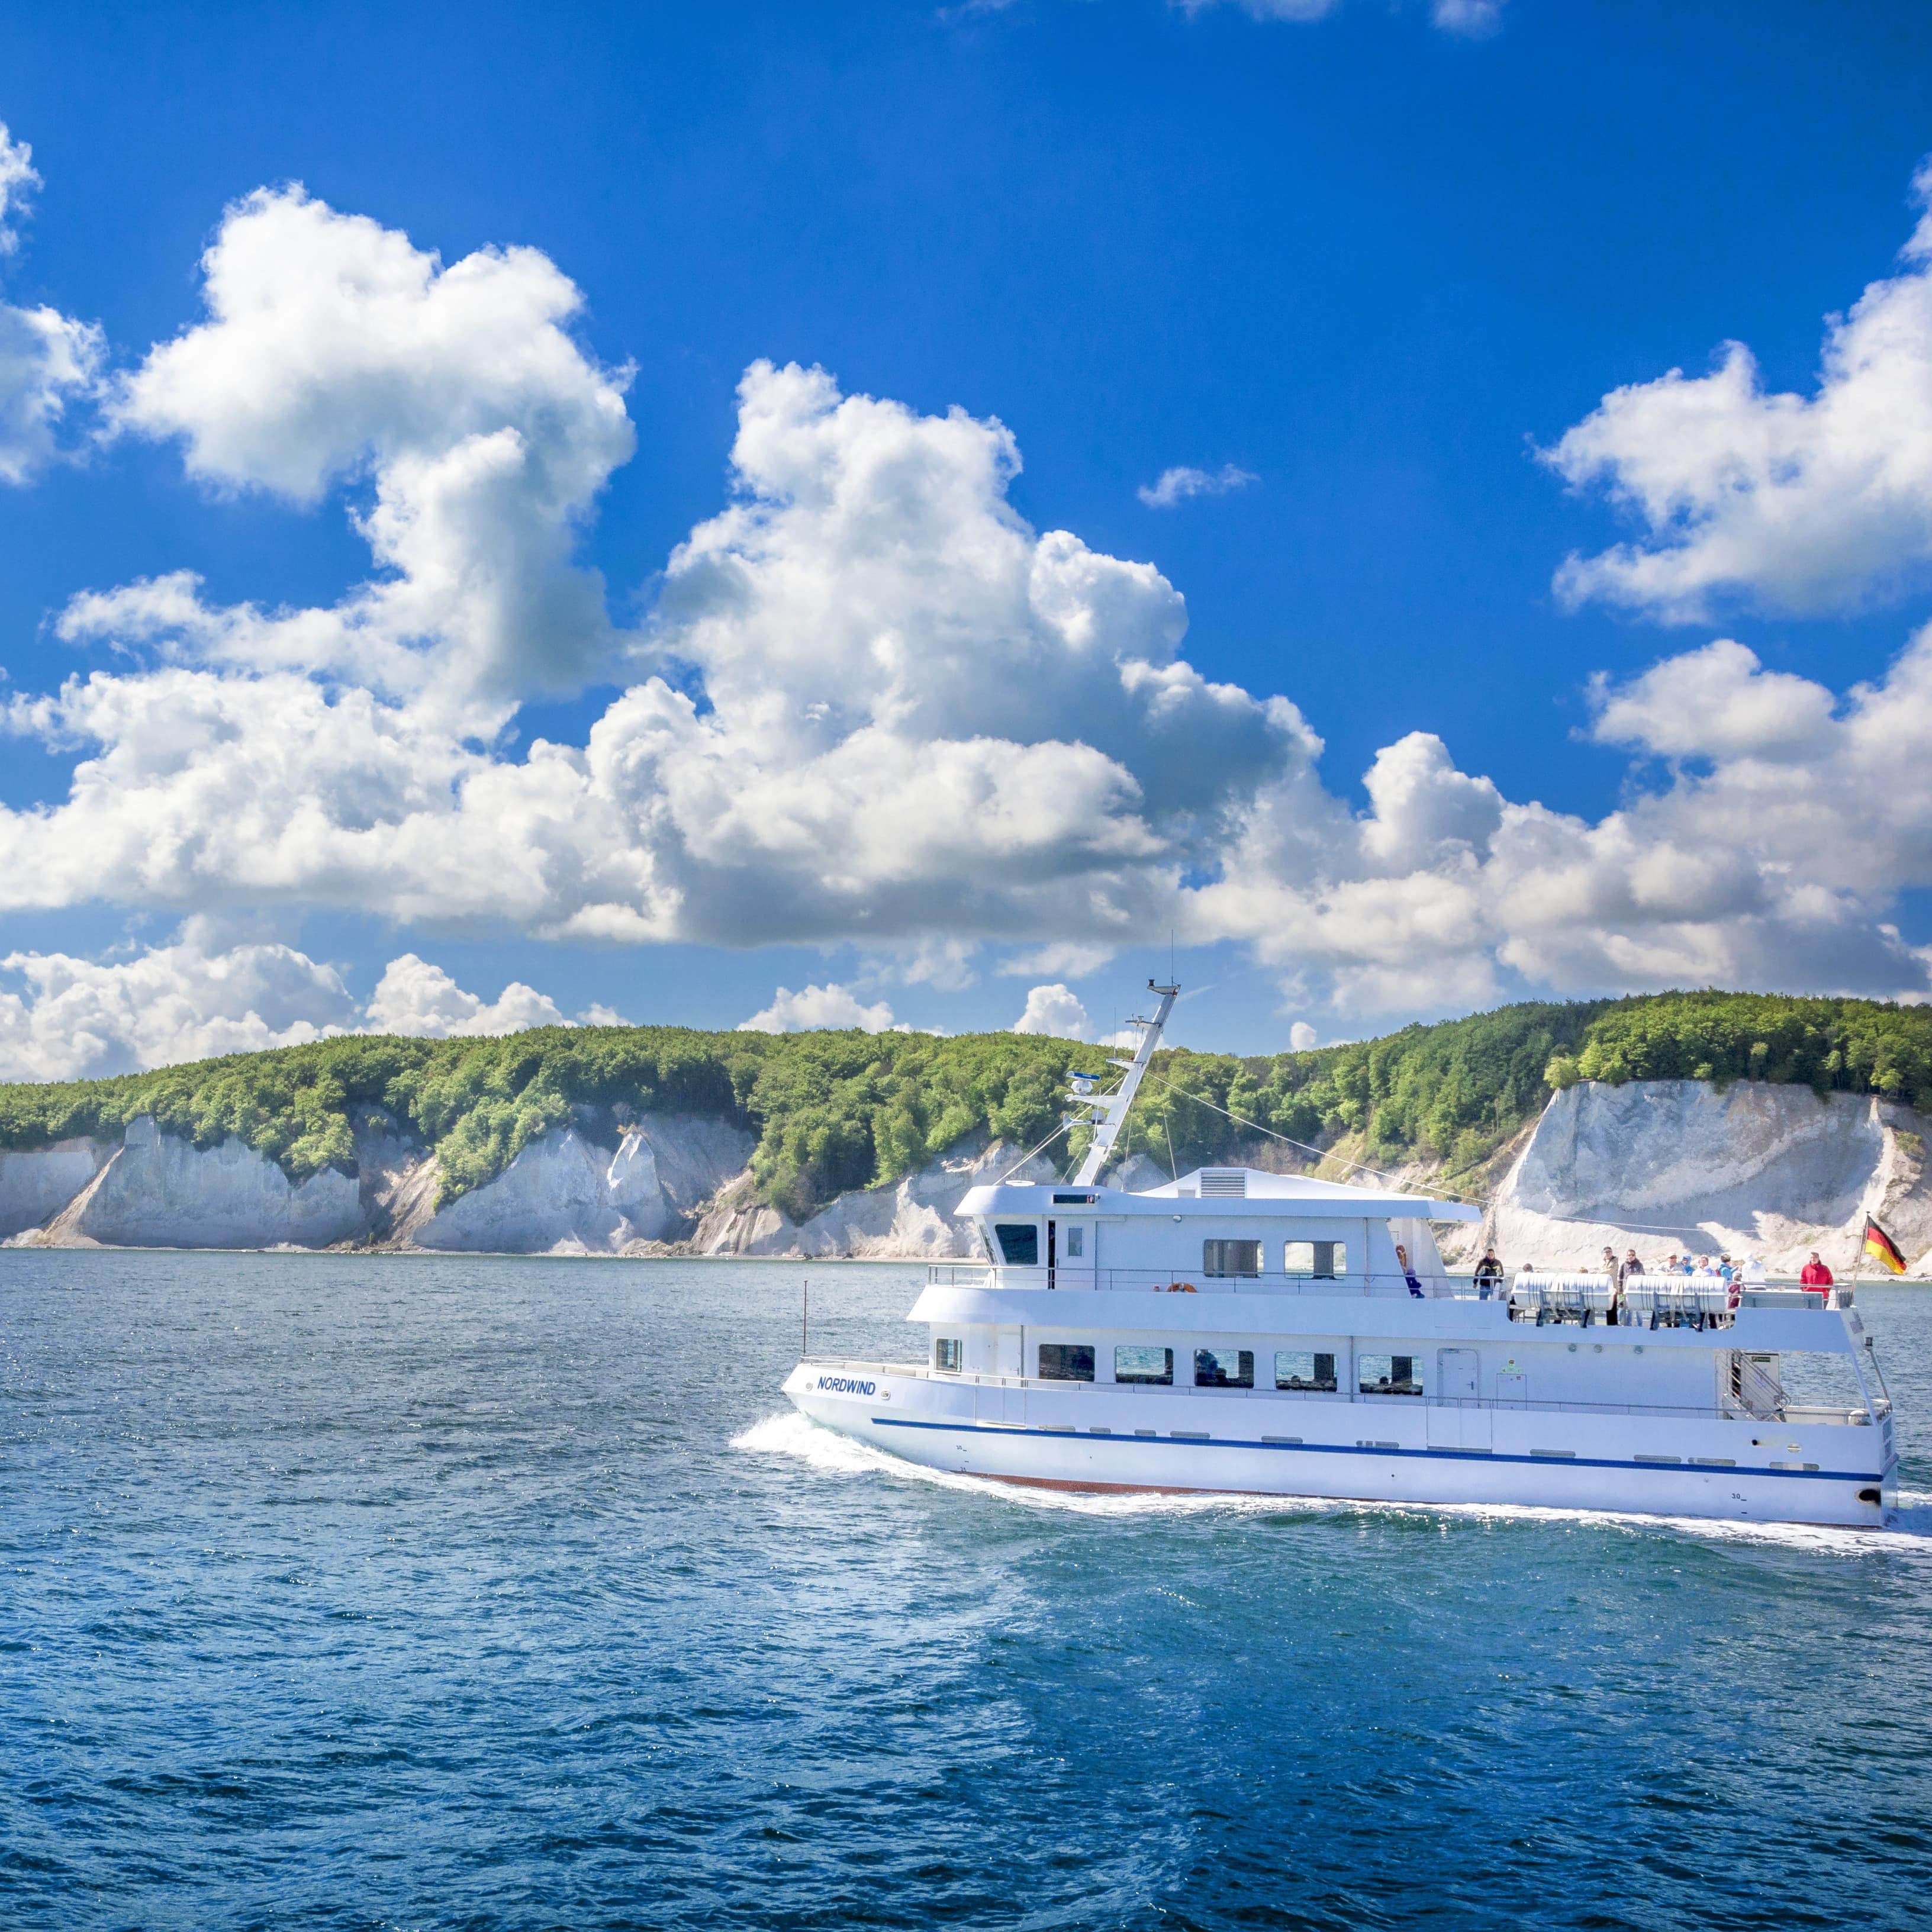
[1863,1216,1908,1276]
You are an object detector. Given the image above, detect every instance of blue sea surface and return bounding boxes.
[3,1251,1930,1931]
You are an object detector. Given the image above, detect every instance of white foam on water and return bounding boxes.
[733,1409,1932,1552]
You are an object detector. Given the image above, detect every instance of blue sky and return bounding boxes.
[3,0,1932,1073]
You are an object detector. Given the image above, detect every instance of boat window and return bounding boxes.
[1284,1241,1345,1278]
[1115,1345,1174,1386]
[1203,1239,1261,1278]
[994,1223,1039,1266]
[1358,1353,1422,1396]
[933,1337,962,1372]
[1194,1347,1254,1389]
[1065,1226,1085,1258]
[1038,1343,1096,1381]
[1275,1350,1337,1392]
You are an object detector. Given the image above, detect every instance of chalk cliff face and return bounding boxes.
[5,1080,1929,1270]
[407,1114,754,1255]
[17,1115,367,1250]
[692,1135,1061,1260]
[1487,1080,1932,1276]
[0,1138,114,1239]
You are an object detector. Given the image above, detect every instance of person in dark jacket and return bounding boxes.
[1473,1248,1505,1297]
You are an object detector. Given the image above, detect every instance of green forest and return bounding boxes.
[3,989,1930,1220]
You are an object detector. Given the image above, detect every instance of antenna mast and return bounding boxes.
[1067,980,1178,1187]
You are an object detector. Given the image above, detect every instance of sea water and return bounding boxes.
[3,1252,1930,1931]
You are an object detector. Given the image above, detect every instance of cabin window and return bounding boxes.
[1038,1343,1096,1381]
[1065,1226,1085,1258]
[1358,1353,1422,1396]
[1275,1350,1337,1392]
[1194,1347,1254,1389]
[933,1337,962,1372]
[994,1223,1039,1267]
[1284,1241,1345,1278]
[1115,1345,1174,1386]
[1203,1239,1261,1278]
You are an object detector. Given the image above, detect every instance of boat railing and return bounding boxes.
[797,1358,1876,1427]
[923,1264,1500,1299]
[921,1263,1847,1325]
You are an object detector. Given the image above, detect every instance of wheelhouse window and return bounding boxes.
[994,1223,1039,1267]
[1194,1347,1254,1389]
[1275,1350,1337,1392]
[1203,1239,1261,1278]
[1039,1343,1096,1382]
[933,1337,962,1372]
[1284,1241,1345,1278]
[1065,1226,1085,1258]
[1359,1353,1422,1396]
[1115,1345,1174,1386]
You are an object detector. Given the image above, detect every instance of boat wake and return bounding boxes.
[732,1411,1932,1551]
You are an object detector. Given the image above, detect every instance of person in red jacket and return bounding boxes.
[1799,1252,1834,1303]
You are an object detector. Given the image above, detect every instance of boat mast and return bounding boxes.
[1068,980,1179,1187]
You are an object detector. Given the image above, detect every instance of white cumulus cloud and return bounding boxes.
[1175,0,1500,30]
[1429,0,1502,34]
[86,185,634,715]
[1289,1020,1318,1051]
[1,179,1929,1032]
[365,954,566,1038]
[0,123,103,488]
[0,123,37,250]
[1547,159,1932,621]
[0,921,356,1082]
[738,983,898,1033]
[0,929,586,1080]
[1012,983,1091,1038]
[1137,462,1258,508]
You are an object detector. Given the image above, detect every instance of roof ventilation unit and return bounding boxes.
[1199,1170,1247,1198]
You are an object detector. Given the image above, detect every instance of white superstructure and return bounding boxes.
[783,986,1899,1528]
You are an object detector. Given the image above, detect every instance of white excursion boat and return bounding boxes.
[784,984,1900,1528]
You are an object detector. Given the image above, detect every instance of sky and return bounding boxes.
[4,0,1932,1075]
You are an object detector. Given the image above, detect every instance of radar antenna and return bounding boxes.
[1067,979,1178,1187]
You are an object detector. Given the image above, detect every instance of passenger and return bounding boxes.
[1741,1253,1769,1286]
[1601,1245,1619,1277]
[1473,1247,1505,1298]
[1620,1248,1644,1286]
[1396,1243,1425,1298]
[1799,1251,1834,1303]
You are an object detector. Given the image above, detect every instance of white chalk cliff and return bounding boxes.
[1485,1080,1932,1276]
[3,1080,1928,1271]
[691,1134,1061,1259]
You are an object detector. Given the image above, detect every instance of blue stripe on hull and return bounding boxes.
[865,1414,1882,1484]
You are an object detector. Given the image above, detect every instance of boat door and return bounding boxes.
[1046,1219,1057,1292]
[1427,1347,1491,1451]
[979,1326,1025,1425]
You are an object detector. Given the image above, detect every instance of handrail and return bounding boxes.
[923,1264,1478,1297]
[923,1263,1850,1316]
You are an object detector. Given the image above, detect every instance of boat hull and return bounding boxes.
[783,1364,1896,1529]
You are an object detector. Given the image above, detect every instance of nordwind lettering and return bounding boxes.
[816,1374,877,1396]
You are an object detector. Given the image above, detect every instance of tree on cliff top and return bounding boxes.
[2,989,1929,1218]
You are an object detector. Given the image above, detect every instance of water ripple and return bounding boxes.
[2,1251,1930,1929]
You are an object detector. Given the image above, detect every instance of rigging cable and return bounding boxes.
[1138,1069,1485,1209]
